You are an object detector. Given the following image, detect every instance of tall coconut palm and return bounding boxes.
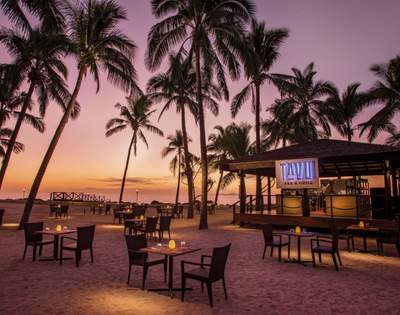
[231,19,288,211]
[359,56,400,142]
[147,53,220,218]
[386,130,400,147]
[270,63,334,143]
[0,0,65,33]
[147,0,255,229]
[0,27,73,189]
[21,0,138,228]
[325,83,372,141]
[106,95,163,203]
[161,130,188,208]
[208,125,236,205]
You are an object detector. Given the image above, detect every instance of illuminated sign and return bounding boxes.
[275,158,319,189]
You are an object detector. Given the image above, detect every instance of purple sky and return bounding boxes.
[0,0,399,202]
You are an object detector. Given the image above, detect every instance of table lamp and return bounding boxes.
[168,240,176,250]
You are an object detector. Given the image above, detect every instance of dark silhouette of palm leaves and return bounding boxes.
[270,62,334,143]
[359,56,400,142]
[0,127,24,157]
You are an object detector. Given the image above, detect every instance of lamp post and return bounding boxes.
[22,188,26,199]
[136,189,139,203]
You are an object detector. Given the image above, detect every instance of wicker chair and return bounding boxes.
[376,217,400,256]
[181,244,231,307]
[23,222,55,261]
[136,217,158,240]
[157,216,172,240]
[104,204,112,215]
[262,225,290,261]
[310,228,342,271]
[60,205,69,218]
[60,225,95,267]
[123,212,136,235]
[125,234,167,289]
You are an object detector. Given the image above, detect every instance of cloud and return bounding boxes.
[88,176,172,187]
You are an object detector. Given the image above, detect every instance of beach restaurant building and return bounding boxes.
[222,139,400,230]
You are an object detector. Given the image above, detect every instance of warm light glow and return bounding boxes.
[1,223,19,228]
[139,215,144,220]
[295,226,302,235]
[359,221,365,228]
[56,224,62,232]
[168,240,176,250]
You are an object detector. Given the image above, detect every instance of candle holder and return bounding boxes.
[295,226,301,235]
[168,240,176,250]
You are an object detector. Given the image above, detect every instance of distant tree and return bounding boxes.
[161,130,187,208]
[106,94,163,203]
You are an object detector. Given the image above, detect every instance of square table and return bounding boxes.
[346,225,379,253]
[279,231,317,266]
[36,229,76,261]
[140,245,201,298]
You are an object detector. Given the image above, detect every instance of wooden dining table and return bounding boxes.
[279,230,317,266]
[140,245,201,298]
[36,229,76,261]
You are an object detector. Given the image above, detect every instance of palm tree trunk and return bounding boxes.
[214,170,223,205]
[0,82,35,189]
[175,149,181,207]
[194,45,208,230]
[119,134,135,203]
[19,69,85,229]
[255,83,263,211]
[180,105,194,218]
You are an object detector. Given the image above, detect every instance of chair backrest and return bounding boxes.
[50,204,58,213]
[61,205,69,213]
[209,244,231,281]
[145,216,158,233]
[159,216,172,231]
[77,225,95,250]
[262,225,274,244]
[23,222,43,243]
[0,209,4,225]
[105,204,111,211]
[125,234,147,262]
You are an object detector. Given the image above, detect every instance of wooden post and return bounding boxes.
[302,189,310,217]
[391,164,399,212]
[267,176,272,212]
[384,160,392,218]
[249,195,253,214]
[239,171,246,214]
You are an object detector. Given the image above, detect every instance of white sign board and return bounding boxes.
[275,158,319,189]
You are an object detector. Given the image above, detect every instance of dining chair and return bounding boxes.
[157,216,172,240]
[376,217,400,256]
[125,234,167,289]
[123,212,136,235]
[262,224,290,261]
[136,217,158,240]
[60,225,95,267]
[310,227,342,271]
[23,222,55,261]
[181,243,231,307]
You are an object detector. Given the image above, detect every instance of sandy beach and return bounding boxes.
[1,202,400,315]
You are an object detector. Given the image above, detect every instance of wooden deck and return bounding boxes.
[234,212,399,232]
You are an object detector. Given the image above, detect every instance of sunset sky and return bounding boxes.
[0,0,399,202]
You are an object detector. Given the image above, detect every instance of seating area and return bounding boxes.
[2,203,400,314]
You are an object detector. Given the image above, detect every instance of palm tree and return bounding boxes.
[325,83,373,141]
[0,0,65,33]
[270,63,334,143]
[231,19,288,211]
[0,127,24,158]
[21,0,138,228]
[147,53,221,218]
[0,27,72,189]
[147,0,255,229]
[386,130,400,147]
[208,126,236,205]
[106,94,163,203]
[360,56,400,142]
[161,130,188,208]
